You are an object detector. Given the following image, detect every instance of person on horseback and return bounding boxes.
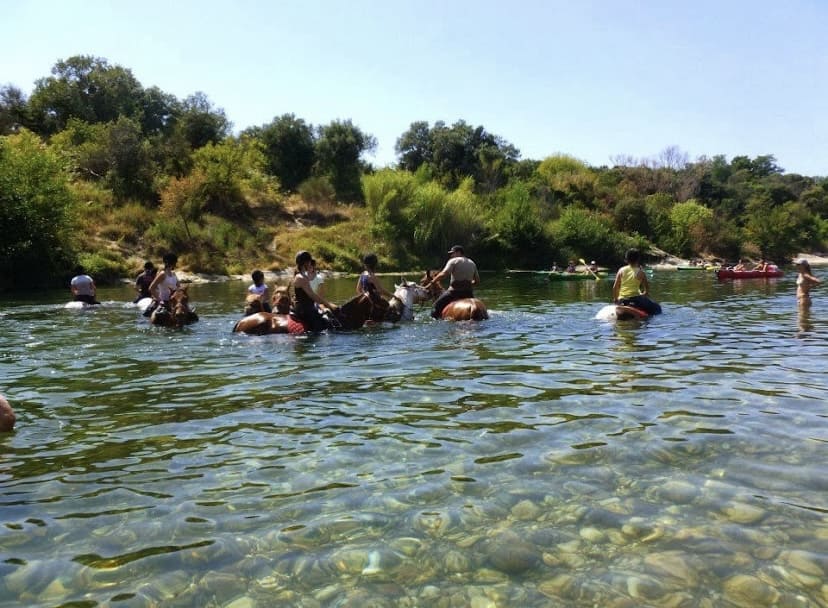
[612,248,662,315]
[70,266,101,305]
[247,270,272,313]
[356,253,393,298]
[145,253,181,318]
[426,245,480,319]
[289,251,339,332]
[134,261,157,303]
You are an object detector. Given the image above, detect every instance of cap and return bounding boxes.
[795,258,807,265]
[448,245,464,254]
[590,261,596,265]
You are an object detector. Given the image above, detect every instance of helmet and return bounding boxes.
[295,250,312,266]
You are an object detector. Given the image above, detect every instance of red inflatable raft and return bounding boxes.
[716,268,783,279]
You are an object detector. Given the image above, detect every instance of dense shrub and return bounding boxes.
[0,130,77,289]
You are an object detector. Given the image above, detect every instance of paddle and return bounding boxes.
[579,258,600,281]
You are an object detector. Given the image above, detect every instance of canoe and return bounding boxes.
[595,304,649,321]
[676,265,719,271]
[548,271,606,281]
[716,269,783,279]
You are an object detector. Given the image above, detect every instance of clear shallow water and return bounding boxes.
[1,271,826,607]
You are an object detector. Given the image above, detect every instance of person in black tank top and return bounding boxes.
[289,251,339,332]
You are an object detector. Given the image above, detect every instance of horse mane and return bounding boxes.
[419,270,443,299]
[334,292,375,330]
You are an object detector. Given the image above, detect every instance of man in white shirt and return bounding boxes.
[70,266,100,305]
[425,245,480,319]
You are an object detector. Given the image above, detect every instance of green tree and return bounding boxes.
[175,92,230,150]
[49,118,111,180]
[395,120,432,172]
[744,195,814,261]
[536,154,597,207]
[0,85,30,134]
[364,169,418,247]
[138,86,178,136]
[490,181,548,266]
[190,137,264,218]
[252,113,315,191]
[315,119,376,203]
[395,120,519,191]
[105,116,157,202]
[667,199,713,257]
[551,207,631,265]
[0,130,77,288]
[27,55,144,135]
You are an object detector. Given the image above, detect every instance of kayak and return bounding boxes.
[595,304,649,321]
[677,265,720,271]
[716,269,783,279]
[548,271,606,281]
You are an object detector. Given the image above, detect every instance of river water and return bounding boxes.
[1,271,826,608]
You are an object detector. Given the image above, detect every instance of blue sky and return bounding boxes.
[3,0,827,176]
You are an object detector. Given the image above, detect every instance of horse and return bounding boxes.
[419,270,489,321]
[244,293,267,316]
[233,292,376,335]
[385,281,431,322]
[441,298,489,321]
[150,287,199,328]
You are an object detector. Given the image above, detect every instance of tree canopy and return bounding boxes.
[0,54,825,286]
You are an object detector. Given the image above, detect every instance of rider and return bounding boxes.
[248,269,272,312]
[70,266,100,305]
[356,253,393,298]
[134,261,157,303]
[146,253,181,317]
[426,245,480,319]
[612,248,662,315]
[289,250,339,332]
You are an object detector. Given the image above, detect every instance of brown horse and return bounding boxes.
[244,293,267,316]
[150,287,199,328]
[419,270,489,321]
[233,292,376,335]
[441,298,489,321]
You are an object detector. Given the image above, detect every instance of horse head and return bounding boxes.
[272,288,291,314]
[244,293,265,316]
[391,281,431,321]
[419,270,443,300]
[171,288,194,326]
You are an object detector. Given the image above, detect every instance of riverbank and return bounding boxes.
[163,253,828,286]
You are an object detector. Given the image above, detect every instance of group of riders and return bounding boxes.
[67,246,483,330]
[70,246,675,328]
[275,245,481,331]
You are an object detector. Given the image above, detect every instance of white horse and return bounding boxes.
[390,281,432,321]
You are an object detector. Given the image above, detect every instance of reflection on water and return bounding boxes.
[1,272,827,607]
